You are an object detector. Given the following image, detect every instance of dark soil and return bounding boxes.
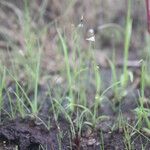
[0,117,149,150]
[0,117,70,150]
[0,118,53,150]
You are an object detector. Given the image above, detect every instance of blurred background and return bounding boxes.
[0,0,147,78]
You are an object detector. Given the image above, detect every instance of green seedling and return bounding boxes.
[57,29,74,111]
[6,68,40,115]
[143,33,150,86]
[99,131,104,150]
[126,123,150,142]
[93,63,102,122]
[134,61,150,130]
[123,125,133,150]
[53,98,76,139]
[0,67,6,117]
[120,0,132,88]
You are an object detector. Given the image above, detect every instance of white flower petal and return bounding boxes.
[86,36,95,42]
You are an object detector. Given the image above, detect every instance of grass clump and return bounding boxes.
[0,0,150,149]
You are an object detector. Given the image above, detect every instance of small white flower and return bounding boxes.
[86,28,95,42]
[86,36,95,42]
[88,29,94,34]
